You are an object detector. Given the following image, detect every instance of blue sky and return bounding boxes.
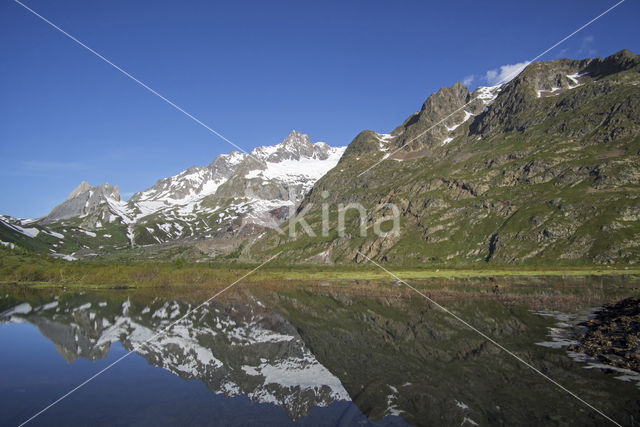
[1,0,639,218]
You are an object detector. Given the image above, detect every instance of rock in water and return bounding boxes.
[569,297,640,372]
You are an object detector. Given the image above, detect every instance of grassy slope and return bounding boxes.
[250,57,640,266]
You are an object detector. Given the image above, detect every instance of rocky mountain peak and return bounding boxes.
[250,130,322,162]
[276,130,316,159]
[385,82,475,151]
[65,182,120,202]
[282,130,311,148]
[121,130,345,241]
[40,182,121,225]
[106,184,121,201]
[586,48,640,79]
[67,181,91,200]
[421,82,470,115]
[471,49,640,136]
[215,130,345,206]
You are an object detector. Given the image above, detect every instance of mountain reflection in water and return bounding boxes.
[0,279,639,426]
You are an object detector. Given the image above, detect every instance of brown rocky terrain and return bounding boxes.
[570,296,640,371]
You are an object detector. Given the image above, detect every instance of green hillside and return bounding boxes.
[250,50,640,267]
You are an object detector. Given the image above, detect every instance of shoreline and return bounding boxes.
[1,265,639,290]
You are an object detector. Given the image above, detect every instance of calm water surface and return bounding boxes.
[0,277,638,426]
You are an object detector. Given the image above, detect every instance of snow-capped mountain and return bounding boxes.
[126,130,345,224]
[119,130,345,247]
[128,151,246,215]
[0,130,345,258]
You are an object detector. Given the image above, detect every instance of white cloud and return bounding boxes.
[484,61,530,86]
[462,75,474,87]
[578,35,596,56]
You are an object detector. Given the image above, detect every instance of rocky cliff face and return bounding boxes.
[39,182,121,225]
[251,50,640,266]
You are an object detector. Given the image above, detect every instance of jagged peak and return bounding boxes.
[607,48,638,63]
[67,181,90,200]
[247,130,319,162]
[105,184,120,201]
[586,48,640,79]
[451,81,466,91]
[66,182,120,202]
[281,130,312,147]
[38,181,121,225]
[421,82,470,113]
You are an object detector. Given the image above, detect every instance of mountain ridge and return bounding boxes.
[0,130,345,259]
[1,50,639,266]
[249,49,640,266]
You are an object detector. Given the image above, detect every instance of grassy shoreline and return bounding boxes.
[259,266,640,280]
[1,264,639,289]
[3,243,640,288]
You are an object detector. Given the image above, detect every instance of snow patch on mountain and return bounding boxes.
[474,84,503,104]
[245,147,345,183]
[567,72,588,88]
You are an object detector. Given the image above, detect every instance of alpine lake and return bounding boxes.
[1,274,639,426]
